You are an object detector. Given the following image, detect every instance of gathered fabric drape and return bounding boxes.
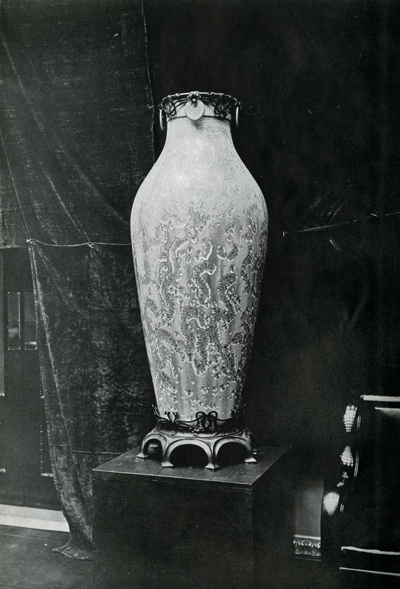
[29,242,154,558]
[0,0,154,558]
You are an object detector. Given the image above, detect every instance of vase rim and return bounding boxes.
[159,91,240,130]
[160,90,239,101]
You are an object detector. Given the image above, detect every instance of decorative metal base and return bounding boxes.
[137,427,257,471]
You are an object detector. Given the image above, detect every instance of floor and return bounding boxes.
[1,524,395,589]
[0,523,337,589]
[0,526,93,589]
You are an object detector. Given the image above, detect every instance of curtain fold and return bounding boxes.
[0,0,154,248]
[29,242,154,558]
[0,0,155,557]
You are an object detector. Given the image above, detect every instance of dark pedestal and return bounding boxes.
[92,445,293,589]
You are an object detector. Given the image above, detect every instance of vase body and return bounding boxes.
[131,93,268,434]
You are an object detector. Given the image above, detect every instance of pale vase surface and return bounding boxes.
[131,93,268,430]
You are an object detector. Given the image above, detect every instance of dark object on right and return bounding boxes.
[321,395,400,585]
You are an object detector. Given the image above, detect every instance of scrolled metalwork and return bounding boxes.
[153,405,243,435]
[159,91,241,130]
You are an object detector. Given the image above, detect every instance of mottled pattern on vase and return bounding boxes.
[131,118,268,422]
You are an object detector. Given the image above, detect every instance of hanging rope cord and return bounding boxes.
[26,238,131,248]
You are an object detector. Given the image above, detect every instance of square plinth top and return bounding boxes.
[93,445,291,491]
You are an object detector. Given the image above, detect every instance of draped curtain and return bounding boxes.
[0,0,154,558]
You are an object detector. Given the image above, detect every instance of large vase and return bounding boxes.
[131,91,268,470]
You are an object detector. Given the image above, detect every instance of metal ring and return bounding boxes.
[159,108,165,131]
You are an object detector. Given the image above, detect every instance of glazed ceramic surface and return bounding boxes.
[131,94,268,425]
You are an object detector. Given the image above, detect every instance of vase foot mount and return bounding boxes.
[136,428,257,471]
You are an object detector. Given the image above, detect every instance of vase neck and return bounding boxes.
[159,92,239,154]
[164,115,233,149]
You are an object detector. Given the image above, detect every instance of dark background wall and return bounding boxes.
[144,0,400,536]
[144,0,400,453]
